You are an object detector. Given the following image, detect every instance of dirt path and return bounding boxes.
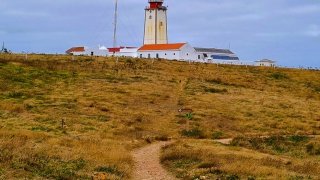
[213,138,233,145]
[132,141,177,180]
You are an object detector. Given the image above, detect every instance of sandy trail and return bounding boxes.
[132,141,177,180]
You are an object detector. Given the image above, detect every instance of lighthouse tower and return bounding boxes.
[144,0,168,45]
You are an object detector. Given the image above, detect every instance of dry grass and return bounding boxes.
[0,53,319,179]
[161,139,320,179]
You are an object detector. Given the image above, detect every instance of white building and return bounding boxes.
[66,47,86,56]
[194,47,240,64]
[108,47,138,58]
[138,43,196,61]
[144,0,168,45]
[255,59,276,67]
[66,46,108,56]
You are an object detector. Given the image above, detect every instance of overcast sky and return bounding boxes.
[0,0,319,67]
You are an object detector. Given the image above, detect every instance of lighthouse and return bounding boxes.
[143,0,168,45]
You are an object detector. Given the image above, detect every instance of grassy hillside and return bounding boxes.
[0,54,319,179]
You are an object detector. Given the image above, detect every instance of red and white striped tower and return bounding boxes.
[143,0,168,45]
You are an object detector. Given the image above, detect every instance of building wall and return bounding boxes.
[113,48,138,58]
[195,52,239,61]
[84,49,108,56]
[71,52,86,56]
[144,9,168,44]
[255,62,276,67]
[139,50,180,60]
[138,44,196,61]
[179,44,197,61]
[70,49,108,56]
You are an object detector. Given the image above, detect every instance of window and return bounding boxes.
[165,53,167,56]
[156,53,159,59]
[160,22,163,26]
[198,55,201,59]
[148,54,151,58]
[149,15,152,19]
[91,52,94,56]
[173,53,176,55]
[140,54,143,58]
[187,53,189,56]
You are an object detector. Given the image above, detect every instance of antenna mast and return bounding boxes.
[113,0,118,48]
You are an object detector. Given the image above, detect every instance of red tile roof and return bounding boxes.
[108,47,121,53]
[66,47,85,54]
[138,43,186,51]
[108,46,138,53]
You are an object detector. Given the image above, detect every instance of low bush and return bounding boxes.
[204,87,227,94]
[206,78,223,84]
[212,131,224,139]
[13,154,86,179]
[231,135,312,155]
[7,91,26,99]
[181,128,205,139]
[270,72,289,80]
[155,135,169,141]
[94,165,124,178]
[306,143,320,155]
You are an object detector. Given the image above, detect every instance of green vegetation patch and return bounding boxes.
[12,154,86,179]
[205,78,245,88]
[6,91,29,99]
[270,72,289,80]
[94,165,124,178]
[204,87,227,94]
[306,143,320,155]
[30,126,54,132]
[181,128,205,139]
[0,63,73,90]
[161,142,248,179]
[212,131,224,139]
[230,135,314,156]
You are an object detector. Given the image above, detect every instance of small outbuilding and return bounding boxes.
[66,46,108,56]
[138,43,196,61]
[66,47,86,55]
[255,59,276,67]
[194,47,239,63]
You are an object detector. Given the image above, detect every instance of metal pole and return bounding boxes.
[113,0,118,48]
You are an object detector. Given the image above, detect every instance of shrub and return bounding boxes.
[306,143,314,154]
[212,131,224,139]
[270,72,288,80]
[288,135,309,143]
[181,128,205,138]
[197,162,217,169]
[155,135,169,141]
[204,87,227,93]
[15,154,86,179]
[185,113,193,120]
[94,165,124,177]
[226,174,240,180]
[7,91,26,99]
[206,78,223,84]
[306,143,320,155]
